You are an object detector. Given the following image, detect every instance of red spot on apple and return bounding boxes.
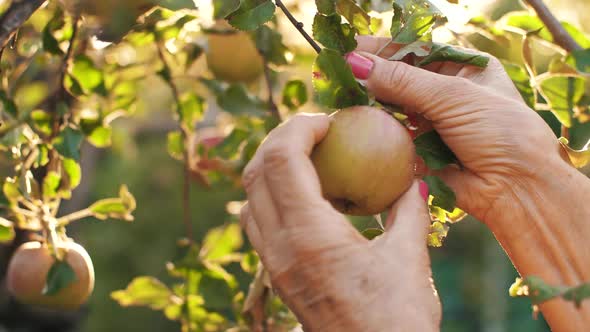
[200,136,224,149]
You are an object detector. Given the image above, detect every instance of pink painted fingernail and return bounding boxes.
[345,52,374,80]
[419,180,429,202]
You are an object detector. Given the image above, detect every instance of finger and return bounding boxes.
[431,167,487,218]
[261,113,337,223]
[383,180,431,245]
[355,37,524,101]
[355,36,483,75]
[355,35,405,59]
[348,51,482,122]
[240,203,265,257]
[242,146,282,239]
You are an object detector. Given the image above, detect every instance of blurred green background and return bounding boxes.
[3,0,590,331]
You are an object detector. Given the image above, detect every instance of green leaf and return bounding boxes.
[53,127,84,161]
[43,260,77,296]
[62,158,82,191]
[282,80,308,111]
[563,283,590,308]
[313,49,369,109]
[316,0,336,15]
[71,55,105,94]
[391,0,445,44]
[157,0,197,11]
[89,185,136,221]
[362,228,384,240]
[167,131,185,161]
[209,128,250,160]
[168,244,204,277]
[427,221,449,247]
[179,93,205,131]
[240,251,259,273]
[111,277,175,310]
[336,0,372,35]
[3,178,20,202]
[0,90,18,118]
[503,62,535,108]
[217,84,267,116]
[34,144,50,168]
[202,223,243,262]
[417,43,490,68]
[30,110,53,136]
[423,176,456,212]
[512,276,565,304]
[567,49,590,74]
[0,218,15,243]
[0,186,9,208]
[43,171,61,200]
[228,0,276,31]
[65,74,85,97]
[87,126,113,148]
[14,82,49,112]
[254,25,289,65]
[414,131,458,170]
[538,75,585,128]
[155,14,197,41]
[42,12,64,56]
[198,269,235,310]
[312,14,357,54]
[164,295,207,322]
[212,0,241,19]
[502,12,590,49]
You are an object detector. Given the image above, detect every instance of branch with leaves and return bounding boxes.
[524,0,582,52]
[0,0,46,48]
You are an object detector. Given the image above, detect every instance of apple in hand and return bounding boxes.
[311,106,416,216]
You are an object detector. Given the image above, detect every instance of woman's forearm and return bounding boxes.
[487,155,590,331]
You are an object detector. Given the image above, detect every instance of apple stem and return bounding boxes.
[274,0,322,54]
[41,205,62,260]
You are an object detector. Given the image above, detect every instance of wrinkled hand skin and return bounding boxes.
[241,114,440,332]
[355,36,590,331]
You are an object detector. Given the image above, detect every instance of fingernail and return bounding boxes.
[345,52,374,80]
[419,180,429,202]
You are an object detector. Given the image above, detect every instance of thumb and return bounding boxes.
[383,180,431,246]
[345,51,478,122]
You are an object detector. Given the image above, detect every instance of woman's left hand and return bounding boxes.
[240,113,441,332]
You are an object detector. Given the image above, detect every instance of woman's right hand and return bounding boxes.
[349,36,590,331]
[349,36,566,232]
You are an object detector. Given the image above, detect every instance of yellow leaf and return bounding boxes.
[559,137,590,168]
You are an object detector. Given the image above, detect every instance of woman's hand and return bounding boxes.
[240,114,440,332]
[350,36,564,230]
[350,36,590,331]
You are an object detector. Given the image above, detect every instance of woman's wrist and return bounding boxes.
[485,153,590,329]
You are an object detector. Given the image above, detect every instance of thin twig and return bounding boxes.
[48,15,80,140]
[156,39,194,332]
[0,0,46,49]
[523,0,582,52]
[155,42,194,244]
[59,16,80,99]
[57,209,93,227]
[274,0,321,54]
[263,62,281,122]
